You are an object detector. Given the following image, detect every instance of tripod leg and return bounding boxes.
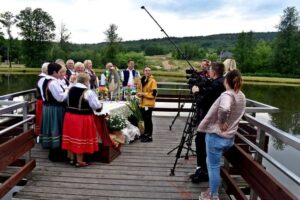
[169,112,179,130]
[169,103,184,130]
[167,145,179,155]
[169,133,186,176]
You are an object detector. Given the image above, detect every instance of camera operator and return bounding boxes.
[198,59,210,76]
[190,62,225,183]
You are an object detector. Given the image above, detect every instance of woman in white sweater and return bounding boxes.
[198,69,246,200]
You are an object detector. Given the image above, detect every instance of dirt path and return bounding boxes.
[162,60,172,70]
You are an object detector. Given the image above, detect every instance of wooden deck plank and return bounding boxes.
[13,116,230,200]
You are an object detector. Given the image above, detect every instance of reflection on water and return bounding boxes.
[243,84,300,135]
[243,84,300,151]
[0,74,37,95]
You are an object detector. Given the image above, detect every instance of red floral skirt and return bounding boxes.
[62,112,98,154]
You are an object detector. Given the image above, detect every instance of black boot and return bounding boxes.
[190,168,209,183]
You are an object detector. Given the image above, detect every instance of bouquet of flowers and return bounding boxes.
[123,84,136,100]
[107,115,127,131]
[96,86,109,100]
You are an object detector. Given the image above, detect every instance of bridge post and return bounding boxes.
[250,128,267,200]
[22,101,32,166]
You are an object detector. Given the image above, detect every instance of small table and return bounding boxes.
[92,101,131,163]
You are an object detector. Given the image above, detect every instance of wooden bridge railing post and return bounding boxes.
[250,128,267,200]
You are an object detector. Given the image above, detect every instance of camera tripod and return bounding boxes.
[168,98,198,176]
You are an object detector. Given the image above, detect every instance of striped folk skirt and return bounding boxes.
[40,104,65,149]
[62,112,99,154]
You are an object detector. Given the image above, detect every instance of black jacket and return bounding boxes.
[196,76,225,119]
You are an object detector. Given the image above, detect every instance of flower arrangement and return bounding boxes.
[96,86,109,100]
[123,84,137,100]
[107,115,127,131]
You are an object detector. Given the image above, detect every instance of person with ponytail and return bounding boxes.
[197,69,246,200]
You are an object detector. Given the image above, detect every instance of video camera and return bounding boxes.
[186,68,209,90]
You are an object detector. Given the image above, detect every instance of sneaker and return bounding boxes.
[191,169,209,183]
[199,190,219,200]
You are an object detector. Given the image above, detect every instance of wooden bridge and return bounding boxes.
[0,83,299,200]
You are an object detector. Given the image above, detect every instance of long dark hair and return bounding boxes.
[225,69,242,92]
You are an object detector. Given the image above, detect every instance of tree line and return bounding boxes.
[0,6,299,76]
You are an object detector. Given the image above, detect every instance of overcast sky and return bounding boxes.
[0,0,299,44]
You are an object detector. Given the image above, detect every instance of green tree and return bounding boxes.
[172,43,200,60]
[0,11,17,68]
[205,51,218,61]
[102,24,123,64]
[253,41,273,72]
[0,27,5,62]
[115,52,146,69]
[273,7,300,75]
[48,43,67,61]
[234,31,256,72]
[16,7,56,67]
[59,22,71,53]
[144,44,166,56]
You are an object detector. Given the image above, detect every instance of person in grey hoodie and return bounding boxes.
[197,69,246,200]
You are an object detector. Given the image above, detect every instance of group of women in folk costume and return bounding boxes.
[36,61,102,166]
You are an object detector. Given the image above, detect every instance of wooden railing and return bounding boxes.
[221,114,300,200]
[0,97,36,199]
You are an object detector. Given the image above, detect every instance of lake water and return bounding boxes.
[0,74,299,197]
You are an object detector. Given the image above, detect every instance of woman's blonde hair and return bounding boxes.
[83,60,92,67]
[76,72,90,84]
[59,66,67,73]
[74,62,85,72]
[223,58,237,73]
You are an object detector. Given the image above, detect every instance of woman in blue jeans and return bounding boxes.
[197,69,246,200]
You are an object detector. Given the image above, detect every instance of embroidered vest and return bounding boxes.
[66,87,93,115]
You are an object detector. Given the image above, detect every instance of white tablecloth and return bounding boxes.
[94,101,138,144]
[95,101,132,117]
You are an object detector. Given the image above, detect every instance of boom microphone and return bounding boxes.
[141,5,195,70]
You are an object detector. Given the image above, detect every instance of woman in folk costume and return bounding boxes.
[69,62,86,84]
[137,66,157,142]
[58,66,70,91]
[40,63,68,161]
[35,62,49,136]
[84,59,99,89]
[62,73,102,167]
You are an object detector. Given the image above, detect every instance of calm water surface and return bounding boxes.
[1,74,299,196]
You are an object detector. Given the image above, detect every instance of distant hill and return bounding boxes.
[69,32,277,52]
